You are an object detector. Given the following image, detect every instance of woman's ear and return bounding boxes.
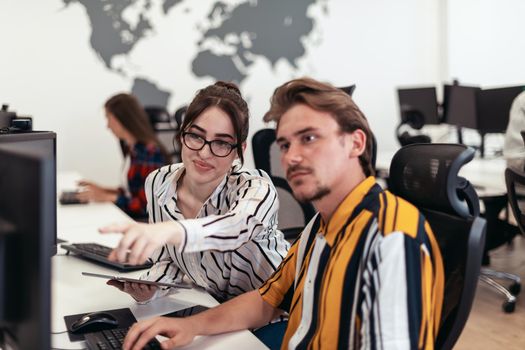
[233,142,247,160]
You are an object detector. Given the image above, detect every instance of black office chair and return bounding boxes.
[144,105,181,163]
[173,105,187,128]
[338,84,356,96]
[252,128,316,242]
[506,164,525,235]
[495,162,525,302]
[388,143,486,350]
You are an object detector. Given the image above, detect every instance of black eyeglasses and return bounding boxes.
[182,132,238,157]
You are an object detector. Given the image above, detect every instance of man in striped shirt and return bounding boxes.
[123,78,444,350]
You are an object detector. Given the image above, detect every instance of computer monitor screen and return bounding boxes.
[0,148,53,350]
[0,131,57,255]
[443,85,480,129]
[397,87,440,125]
[477,86,524,133]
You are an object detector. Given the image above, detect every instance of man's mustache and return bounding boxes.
[286,165,313,180]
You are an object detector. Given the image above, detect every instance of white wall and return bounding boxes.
[447,0,525,87]
[5,0,512,187]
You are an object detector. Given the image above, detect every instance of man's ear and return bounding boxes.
[349,129,366,158]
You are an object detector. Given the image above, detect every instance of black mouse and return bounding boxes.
[69,311,119,334]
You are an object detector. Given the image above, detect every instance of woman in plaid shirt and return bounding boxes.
[76,93,169,220]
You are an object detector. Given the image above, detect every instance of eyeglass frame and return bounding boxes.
[181,131,239,157]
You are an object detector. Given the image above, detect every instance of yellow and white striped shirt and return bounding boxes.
[259,176,444,349]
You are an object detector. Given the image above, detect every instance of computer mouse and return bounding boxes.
[69,311,119,334]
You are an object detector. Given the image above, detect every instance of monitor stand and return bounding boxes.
[456,127,495,158]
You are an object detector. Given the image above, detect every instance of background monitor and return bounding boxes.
[0,131,57,256]
[442,84,453,120]
[397,87,440,125]
[0,148,53,349]
[443,85,480,129]
[476,86,524,134]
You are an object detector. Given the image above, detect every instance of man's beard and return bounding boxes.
[294,184,331,203]
[287,165,331,202]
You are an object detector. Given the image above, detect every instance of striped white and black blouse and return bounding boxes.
[141,162,290,302]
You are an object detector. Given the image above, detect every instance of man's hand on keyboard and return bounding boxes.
[106,280,157,302]
[123,316,198,350]
[99,221,184,265]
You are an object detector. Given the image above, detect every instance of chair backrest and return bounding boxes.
[505,164,525,235]
[339,84,356,96]
[173,105,187,129]
[388,143,486,350]
[252,128,316,241]
[144,105,180,163]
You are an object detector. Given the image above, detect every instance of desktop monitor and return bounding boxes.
[476,85,524,134]
[443,85,480,129]
[397,87,440,125]
[0,148,53,349]
[0,131,57,256]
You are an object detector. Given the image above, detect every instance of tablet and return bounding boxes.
[82,272,192,289]
[163,304,210,318]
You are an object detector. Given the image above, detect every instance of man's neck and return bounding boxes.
[315,173,368,223]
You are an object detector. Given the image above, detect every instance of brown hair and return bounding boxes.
[179,81,249,164]
[263,77,374,177]
[104,93,170,161]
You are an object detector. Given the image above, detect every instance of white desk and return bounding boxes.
[53,172,268,349]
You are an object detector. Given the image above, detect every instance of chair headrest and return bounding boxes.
[173,106,187,127]
[338,84,356,96]
[389,143,479,218]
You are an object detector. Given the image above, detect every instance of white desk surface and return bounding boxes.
[54,172,268,349]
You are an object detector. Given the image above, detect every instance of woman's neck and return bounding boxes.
[179,171,224,205]
[122,132,137,149]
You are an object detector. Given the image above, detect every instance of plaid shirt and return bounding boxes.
[115,142,166,220]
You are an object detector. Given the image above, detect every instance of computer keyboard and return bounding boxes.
[85,326,161,350]
[59,190,85,205]
[61,243,152,272]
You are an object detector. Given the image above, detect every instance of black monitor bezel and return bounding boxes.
[476,86,524,134]
[0,148,53,349]
[0,131,57,256]
[397,86,441,126]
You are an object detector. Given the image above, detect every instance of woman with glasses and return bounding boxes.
[101,81,289,303]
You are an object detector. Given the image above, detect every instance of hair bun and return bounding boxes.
[215,81,241,95]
